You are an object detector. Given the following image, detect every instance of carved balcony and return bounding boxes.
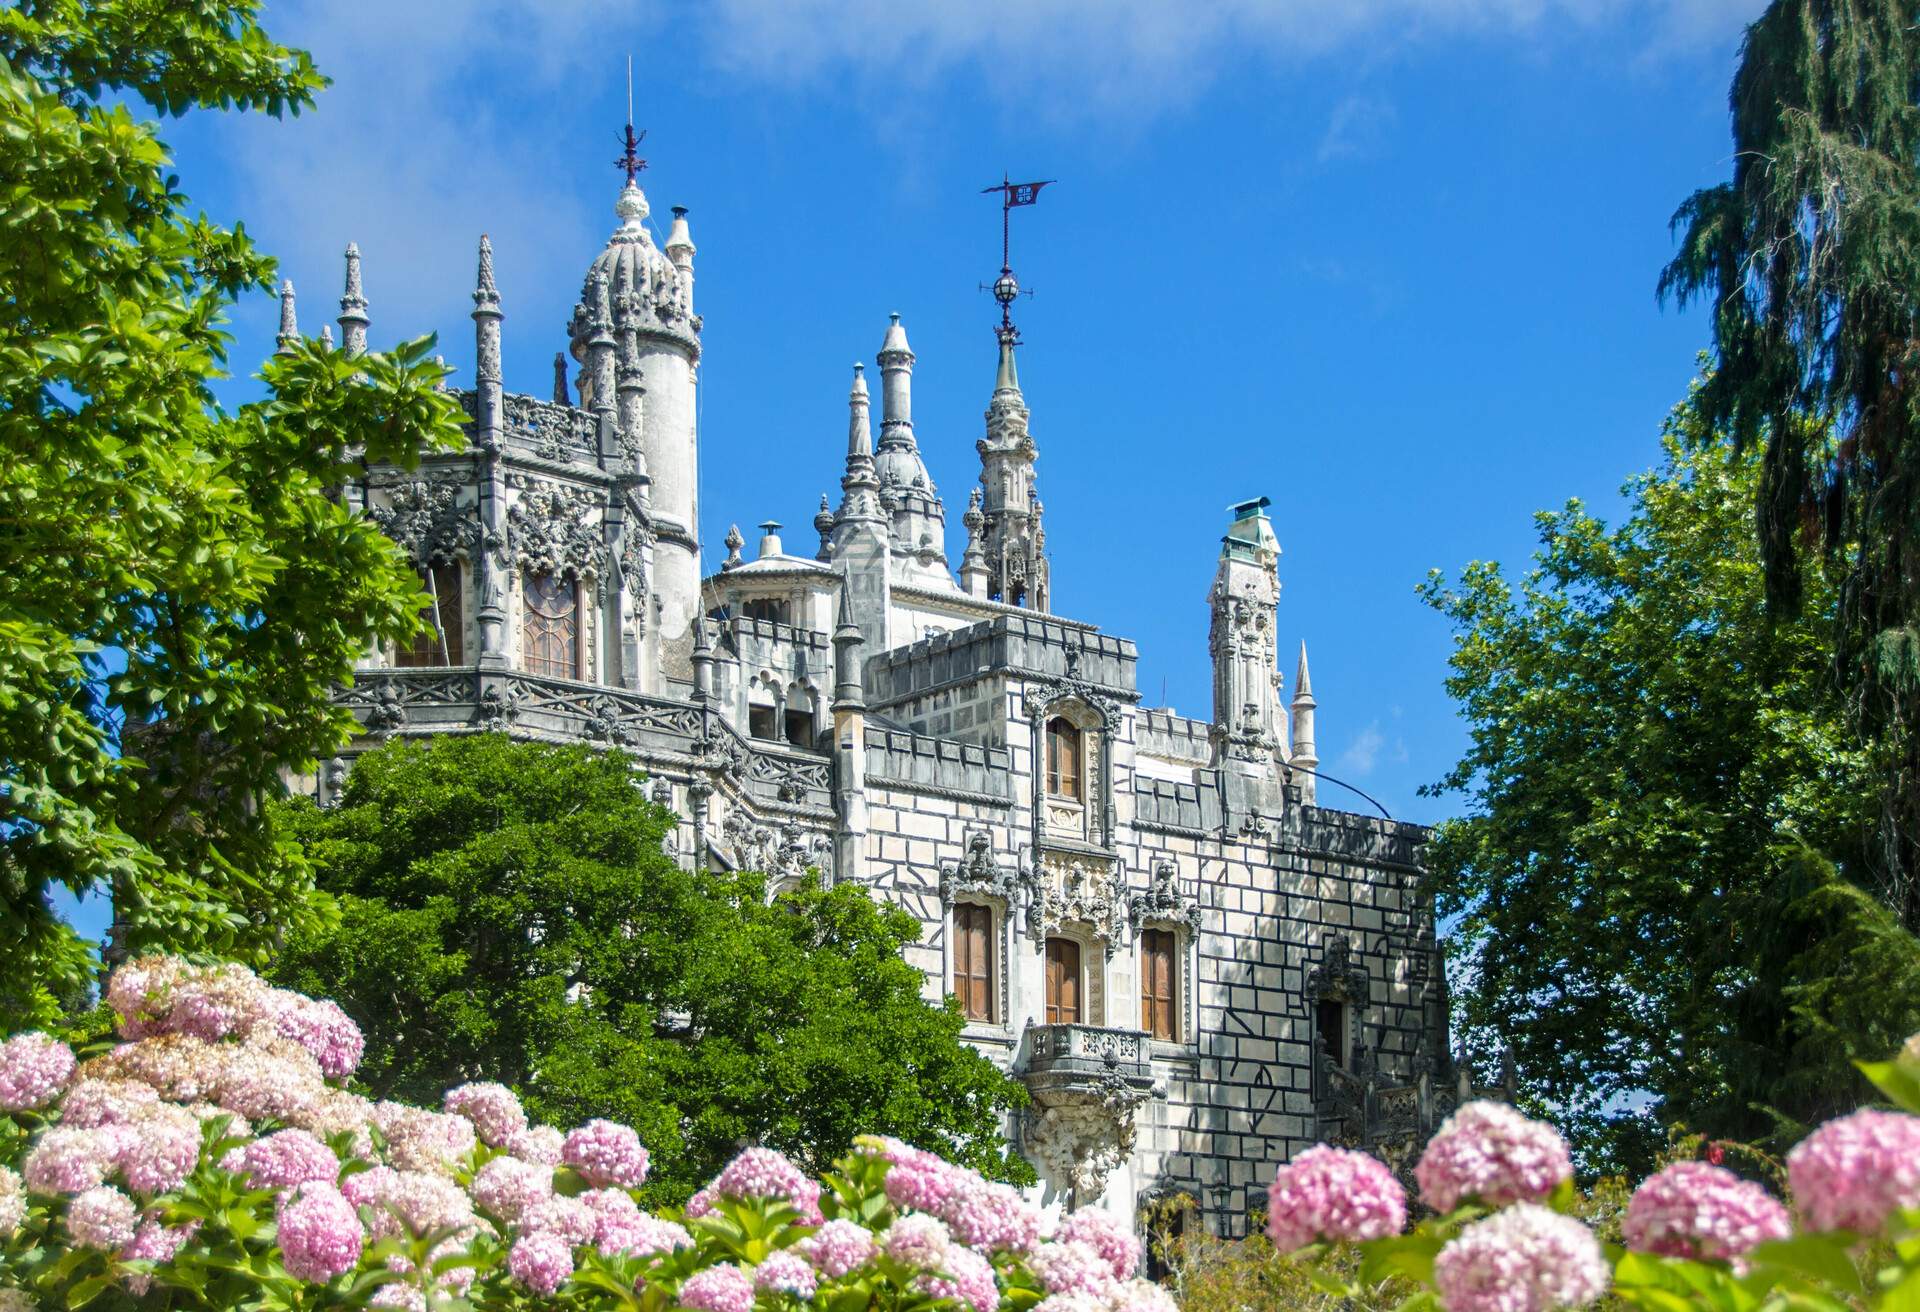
[1021,1023,1155,1103]
[1019,1023,1157,1203]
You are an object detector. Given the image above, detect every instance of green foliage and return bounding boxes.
[0,0,466,1028]
[1419,390,1920,1172]
[268,734,1035,1202]
[1661,0,1920,923]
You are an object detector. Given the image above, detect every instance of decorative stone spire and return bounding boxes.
[553,352,571,405]
[832,579,866,712]
[871,314,950,585]
[691,611,714,702]
[959,489,990,597]
[1290,641,1318,805]
[337,243,369,357]
[721,524,745,571]
[1209,497,1283,783]
[319,325,333,351]
[833,363,882,529]
[974,325,1049,610]
[471,235,502,387]
[276,280,299,353]
[814,495,835,561]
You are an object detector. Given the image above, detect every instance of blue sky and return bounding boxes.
[161,0,1761,830]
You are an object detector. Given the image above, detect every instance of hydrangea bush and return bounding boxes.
[0,957,1174,1312]
[1263,1044,1920,1312]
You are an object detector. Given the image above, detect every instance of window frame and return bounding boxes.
[1044,935,1085,1025]
[951,901,997,1025]
[1045,717,1083,801]
[522,569,581,680]
[1140,926,1180,1042]
[396,562,464,668]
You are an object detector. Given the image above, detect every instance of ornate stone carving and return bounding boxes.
[369,480,481,568]
[503,394,596,463]
[1307,931,1370,1003]
[1129,860,1201,933]
[584,694,636,746]
[940,831,1017,905]
[1023,1065,1153,1202]
[1028,853,1130,954]
[366,681,406,734]
[320,758,349,808]
[505,476,606,579]
[476,683,523,733]
[723,810,831,883]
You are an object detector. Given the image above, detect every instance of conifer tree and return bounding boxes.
[1662,0,1920,924]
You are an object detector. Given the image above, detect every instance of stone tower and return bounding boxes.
[1209,497,1284,822]
[873,315,951,590]
[967,326,1049,609]
[567,177,702,679]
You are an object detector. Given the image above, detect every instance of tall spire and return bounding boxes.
[337,242,369,357]
[276,280,299,353]
[1290,640,1319,805]
[472,235,502,388]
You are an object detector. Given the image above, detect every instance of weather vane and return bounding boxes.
[616,56,647,182]
[980,174,1053,341]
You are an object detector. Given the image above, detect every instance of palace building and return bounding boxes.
[299,150,1465,1236]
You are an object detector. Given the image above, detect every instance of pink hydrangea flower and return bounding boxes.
[1415,1101,1573,1212]
[506,1124,565,1165]
[1033,1294,1112,1312]
[280,1183,365,1283]
[373,1102,476,1175]
[886,1149,972,1213]
[680,1264,755,1312]
[509,1230,574,1295]
[341,1165,400,1210]
[241,1129,339,1191]
[355,1169,473,1240]
[105,956,193,1037]
[471,1155,553,1224]
[596,1208,691,1259]
[709,1146,821,1222]
[214,1041,324,1123]
[1433,1203,1608,1312]
[563,1118,650,1188]
[0,1032,76,1111]
[884,1213,953,1270]
[1787,1109,1920,1234]
[917,1244,1000,1312]
[684,1186,716,1218]
[60,1078,160,1128]
[942,1176,1042,1252]
[23,1126,123,1195]
[1027,1242,1119,1300]
[444,1083,526,1148]
[1054,1209,1143,1281]
[1112,1279,1180,1312]
[522,1194,598,1245]
[275,1000,364,1081]
[121,1215,194,1293]
[66,1185,138,1250]
[118,1104,203,1196]
[0,1165,26,1235]
[1623,1161,1790,1261]
[801,1217,879,1277]
[755,1250,820,1298]
[1265,1145,1408,1251]
[169,965,273,1042]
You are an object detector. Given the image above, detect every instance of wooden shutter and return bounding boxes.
[523,570,578,679]
[1046,719,1083,801]
[1141,928,1177,1041]
[954,904,994,1022]
[1045,938,1082,1024]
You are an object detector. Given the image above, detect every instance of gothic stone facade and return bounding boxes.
[300,173,1458,1239]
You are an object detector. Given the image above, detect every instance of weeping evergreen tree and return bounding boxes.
[1662,0,1920,926]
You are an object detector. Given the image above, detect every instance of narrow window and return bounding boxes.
[1315,997,1347,1072]
[747,705,778,740]
[398,563,463,667]
[1141,928,1178,1041]
[784,708,815,748]
[954,904,995,1023]
[1045,717,1083,801]
[522,570,578,679]
[1044,937,1083,1024]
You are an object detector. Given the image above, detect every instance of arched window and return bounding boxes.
[1045,717,1082,801]
[1044,937,1082,1024]
[742,598,788,624]
[953,903,995,1023]
[397,563,463,667]
[523,570,579,679]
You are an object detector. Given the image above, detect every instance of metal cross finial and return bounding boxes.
[616,122,648,183]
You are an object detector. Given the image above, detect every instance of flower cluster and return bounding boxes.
[1265,1145,1408,1251]
[0,1032,77,1112]
[1433,1203,1609,1312]
[1787,1109,1920,1234]
[1415,1100,1574,1211]
[1622,1161,1791,1261]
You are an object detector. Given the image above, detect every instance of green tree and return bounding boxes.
[1419,389,1920,1174]
[268,734,1035,1203]
[1662,0,1920,923]
[0,1,465,1028]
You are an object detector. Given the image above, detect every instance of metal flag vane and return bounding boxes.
[616,56,647,182]
[980,173,1053,341]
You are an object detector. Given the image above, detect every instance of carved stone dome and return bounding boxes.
[567,181,696,362]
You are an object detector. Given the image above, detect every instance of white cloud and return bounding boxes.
[1318,95,1397,163]
[1340,721,1387,776]
[703,0,1762,115]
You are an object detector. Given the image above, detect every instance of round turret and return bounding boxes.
[567,181,698,369]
